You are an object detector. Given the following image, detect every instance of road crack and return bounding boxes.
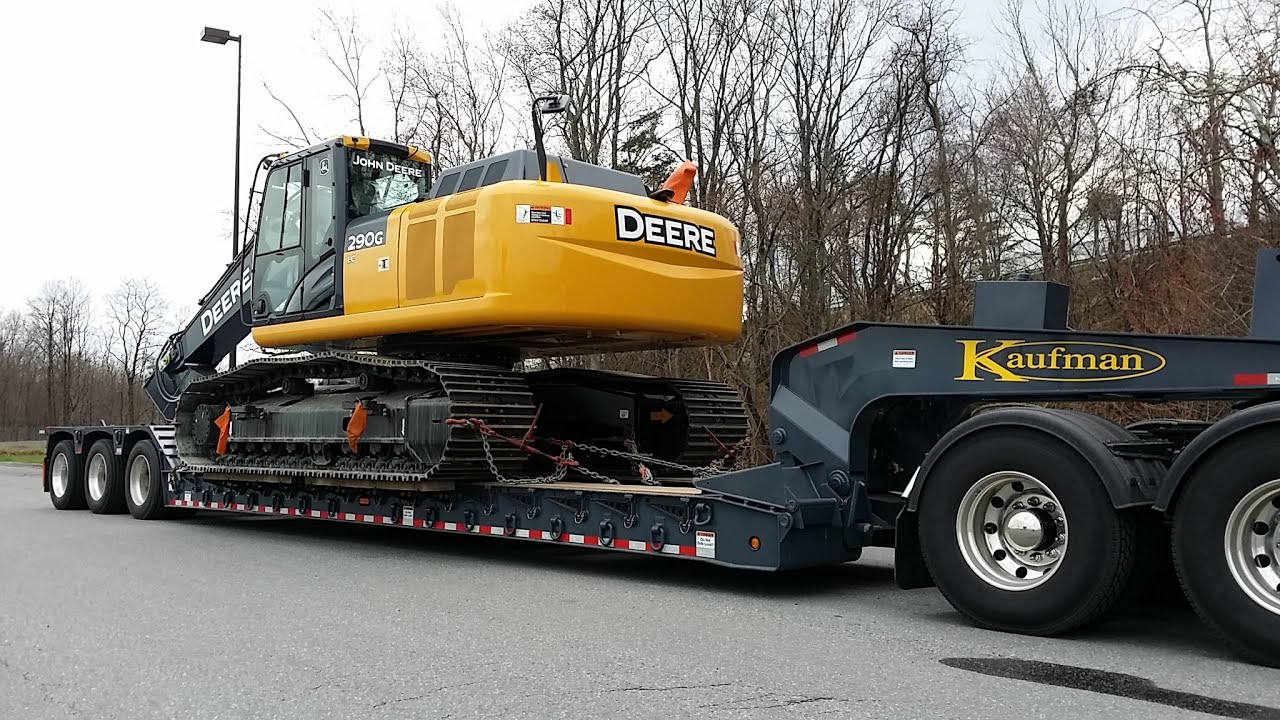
[607,682,734,693]
[743,696,843,710]
[699,693,851,711]
[370,680,479,709]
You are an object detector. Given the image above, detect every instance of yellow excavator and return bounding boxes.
[145,94,747,487]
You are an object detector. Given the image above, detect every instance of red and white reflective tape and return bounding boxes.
[1233,372,1280,386]
[798,331,856,358]
[166,497,706,557]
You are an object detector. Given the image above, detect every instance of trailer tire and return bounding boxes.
[1172,435,1280,667]
[125,440,171,520]
[918,428,1137,635]
[84,439,126,514]
[48,439,87,511]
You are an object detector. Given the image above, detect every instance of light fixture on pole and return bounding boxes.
[200,26,243,369]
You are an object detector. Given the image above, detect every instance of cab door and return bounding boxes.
[251,161,304,324]
[252,150,341,326]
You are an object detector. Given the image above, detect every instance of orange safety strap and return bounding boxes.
[214,406,232,455]
[347,401,368,453]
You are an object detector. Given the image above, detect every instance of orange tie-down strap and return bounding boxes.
[214,406,232,455]
[347,401,368,453]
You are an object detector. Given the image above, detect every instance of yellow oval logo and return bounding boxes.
[955,340,1166,383]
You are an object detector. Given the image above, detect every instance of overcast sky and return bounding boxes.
[1,0,1014,324]
[0,0,524,319]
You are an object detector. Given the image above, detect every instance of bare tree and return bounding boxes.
[502,0,655,166]
[985,0,1126,281]
[28,282,60,426]
[261,82,319,149]
[56,279,94,420]
[317,8,378,136]
[26,280,95,424]
[105,278,168,422]
[644,0,752,210]
[780,0,892,328]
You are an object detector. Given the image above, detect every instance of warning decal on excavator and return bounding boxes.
[516,204,572,225]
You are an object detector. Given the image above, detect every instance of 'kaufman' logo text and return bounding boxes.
[955,340,1166,382]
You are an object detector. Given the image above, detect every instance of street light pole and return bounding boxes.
[233,36,242,258]
[201,26,243,369]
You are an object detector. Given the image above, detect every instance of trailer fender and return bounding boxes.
[1153,400,1280,513]
[903,406,1159,514]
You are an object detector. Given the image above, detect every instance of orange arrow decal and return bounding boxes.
[650,408,674,423]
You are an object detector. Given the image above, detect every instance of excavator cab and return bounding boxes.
[250,137,433,328]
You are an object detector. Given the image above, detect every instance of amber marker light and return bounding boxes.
[749,537,761,551]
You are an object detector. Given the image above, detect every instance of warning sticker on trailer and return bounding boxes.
[696,530,716,558]
[402,506,415,527]
[893,349,917,368]
[516,204,572,225]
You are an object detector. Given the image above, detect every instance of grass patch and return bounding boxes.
[0,442,44,464]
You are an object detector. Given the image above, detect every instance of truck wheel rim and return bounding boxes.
[51,454,69,497]
[955,470,1068,592]
[1224,478,1280,616]
[129,455,151,507]
[87,454,108,502]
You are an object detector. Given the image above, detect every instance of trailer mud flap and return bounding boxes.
[892,509,934,589]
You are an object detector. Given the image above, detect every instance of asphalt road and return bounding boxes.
[2,464,1277,720]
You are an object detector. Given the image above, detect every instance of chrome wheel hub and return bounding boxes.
[128,455,151,508]
[1003,509,1050,552]
[957,471,1068,591]
[1224,478,1280,616]
[51,454,69,497]
[87,454,107,502]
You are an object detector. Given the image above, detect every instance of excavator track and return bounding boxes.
[172,353,750,487]
[664,377,751,468]
[174,352,538,483]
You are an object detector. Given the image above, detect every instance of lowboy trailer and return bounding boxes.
[42,248,1280,668]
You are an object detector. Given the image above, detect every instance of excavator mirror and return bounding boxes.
[537,94,570,114]
[531,93,570,182]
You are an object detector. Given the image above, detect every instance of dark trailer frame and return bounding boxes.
[41,249,1280,667]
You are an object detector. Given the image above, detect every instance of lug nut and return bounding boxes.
[1028,497,1041,507]
[1030,552,1042,561]
[1012,501,1026,510]
[1044,502,1056,512]
[1047,549,1059,558]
